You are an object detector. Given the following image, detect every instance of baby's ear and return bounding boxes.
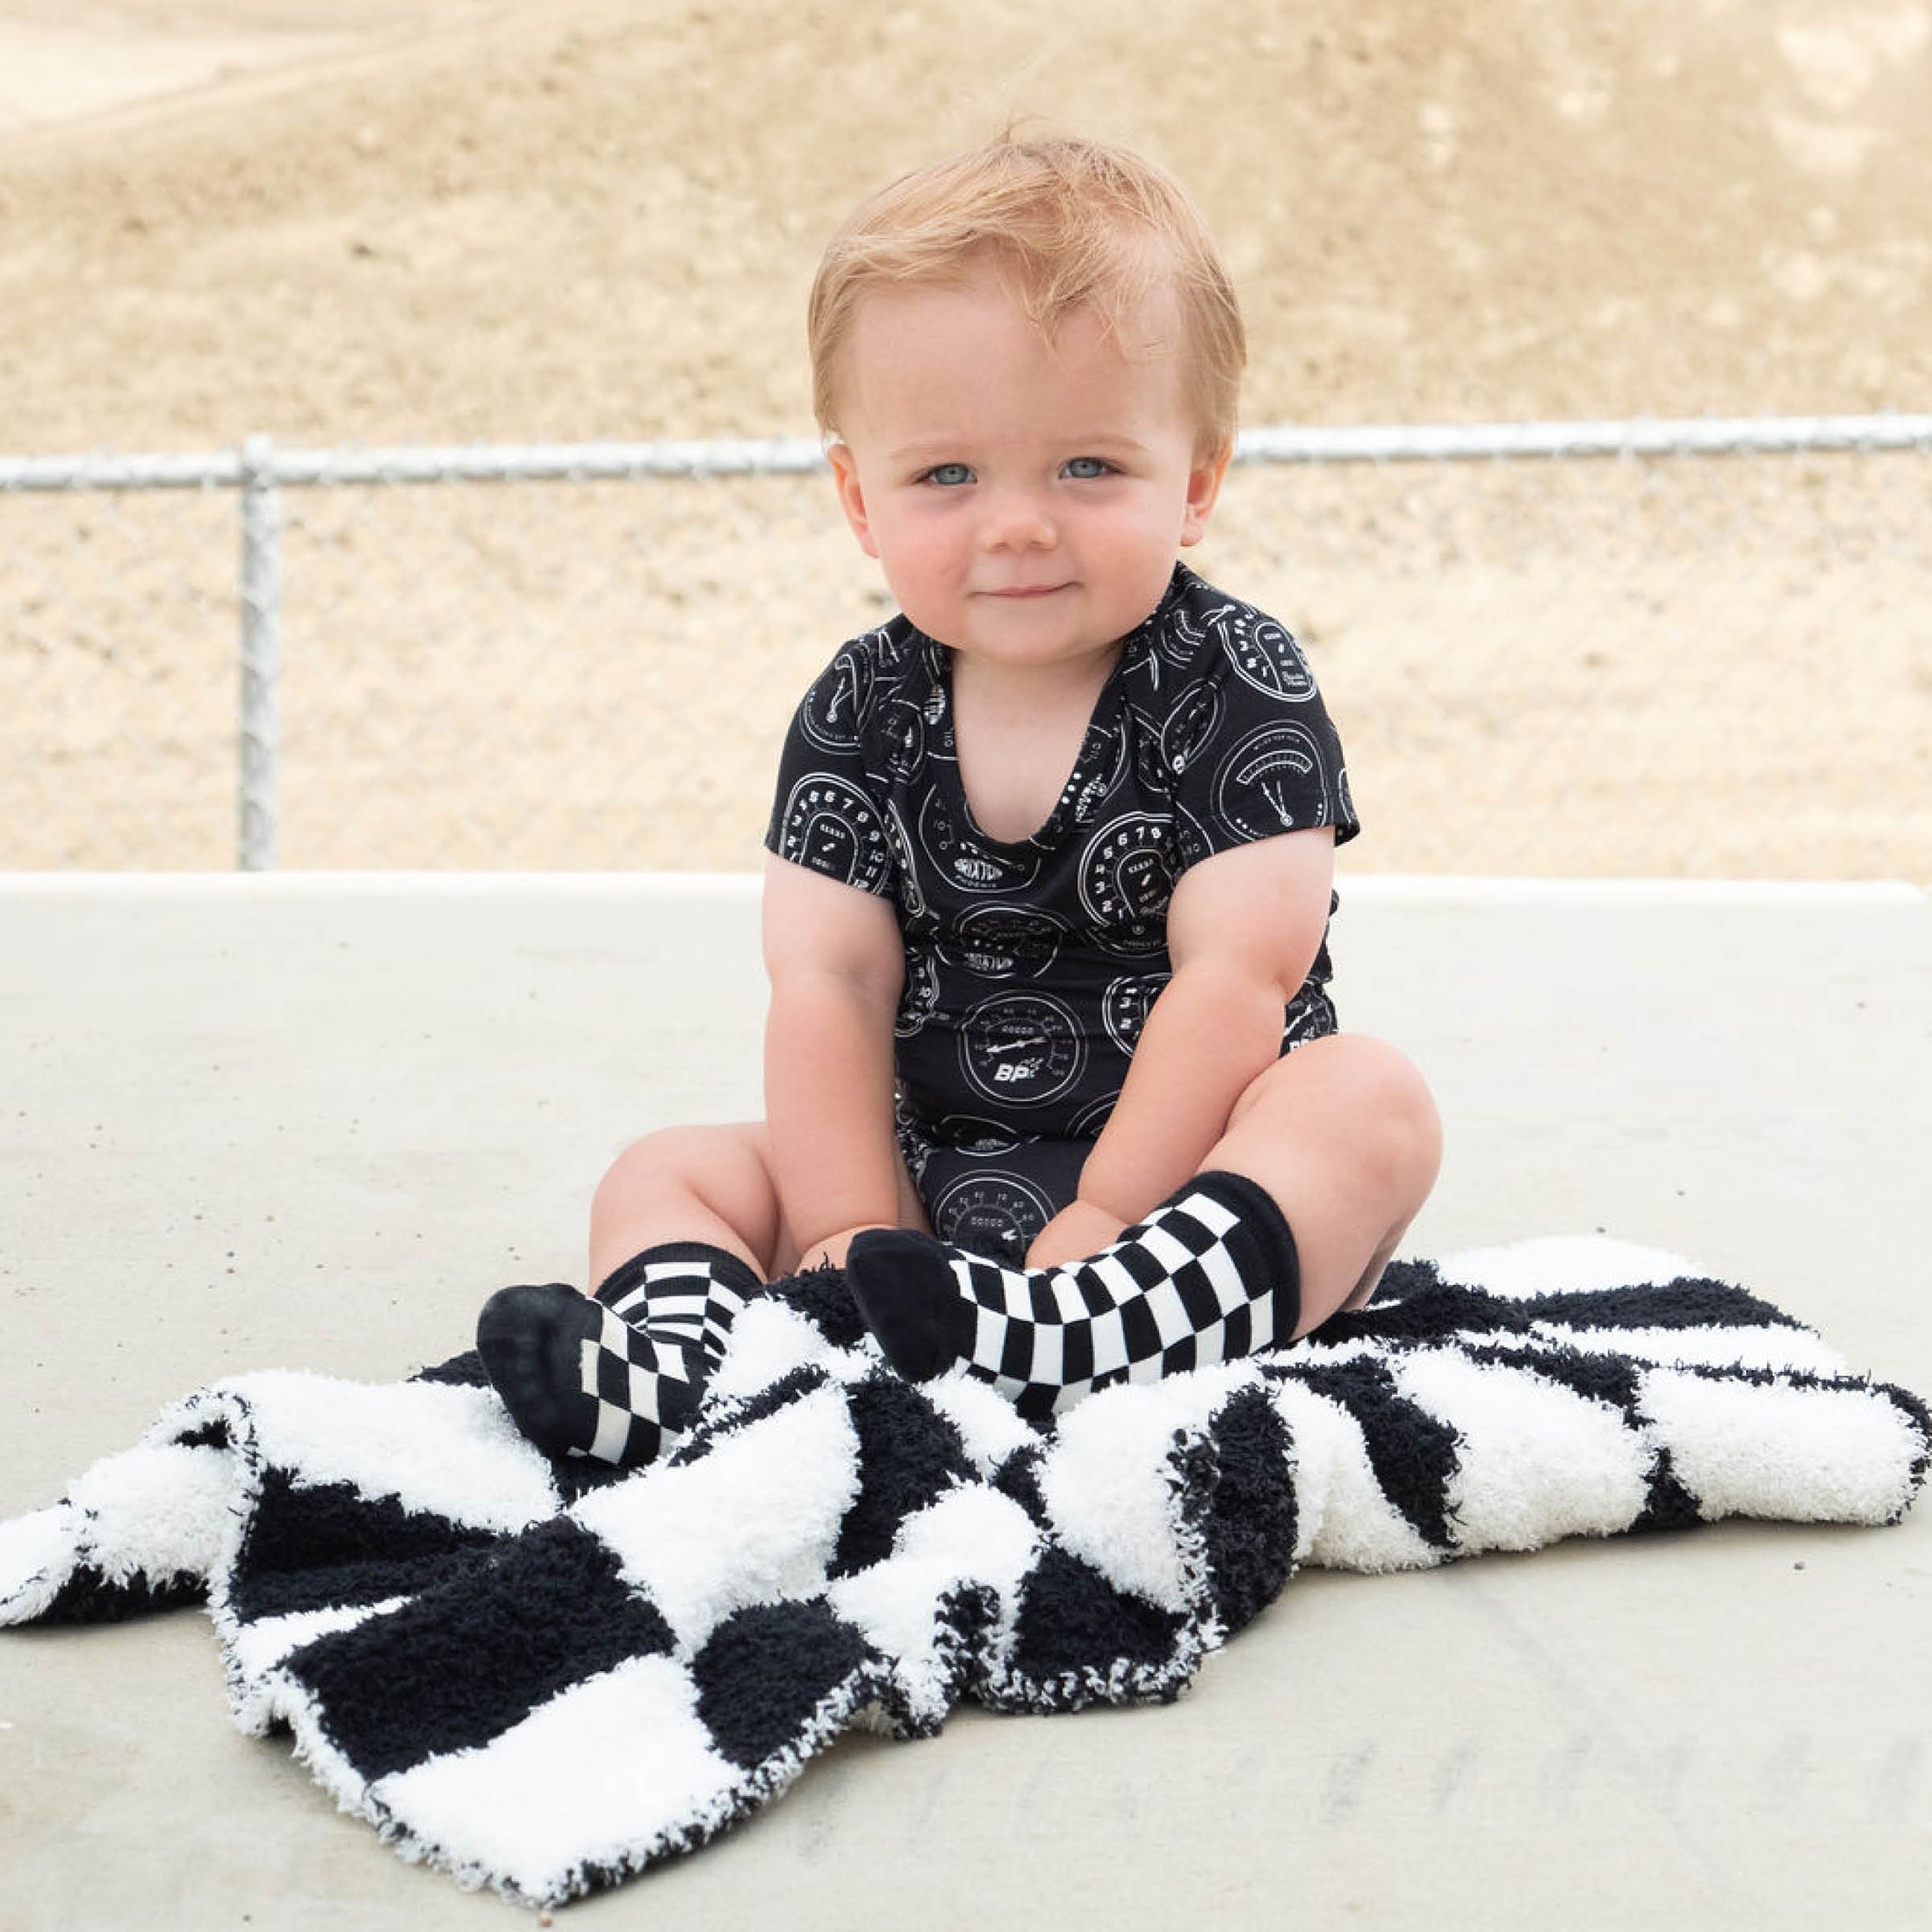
[826,441,881,559]
[1179,443,1232,547]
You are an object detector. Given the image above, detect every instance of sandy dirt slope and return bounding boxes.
[2,0,1928,451]
[1,2,1927,878]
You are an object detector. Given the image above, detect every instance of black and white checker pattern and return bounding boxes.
[3,1237,1926,1908]
[580,1304,704,1466]
[600,1251,754,1368]
[947,1188,1283,1419]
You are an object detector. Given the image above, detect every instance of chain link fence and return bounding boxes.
[4,418,1928,877]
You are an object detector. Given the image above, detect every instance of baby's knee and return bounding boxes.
[593,1121,776,1215]
[593,1126,719,1208]
[1303,1034,1441,1187]
[1349,1036,1442,1186]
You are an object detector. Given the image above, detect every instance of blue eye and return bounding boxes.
[1064,457,1113,479]
[921,463,973,487]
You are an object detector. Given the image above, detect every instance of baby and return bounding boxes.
[477,132,1442,1459]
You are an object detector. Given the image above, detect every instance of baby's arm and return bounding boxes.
[1030,826,1336,1265]
[761,854,907,1267]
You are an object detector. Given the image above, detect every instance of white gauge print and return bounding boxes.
[1211,723,1330,842]
[917,789,1042,896]
[797,645,878,751]
[939,905,1069,981]
[777,773,892,893]
[1077,812,1174,955]
[931,1169,1058,1260]
[1213,604,1319,703]
[957,991,1086,1108]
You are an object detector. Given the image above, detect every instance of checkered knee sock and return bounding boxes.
[591,1241,761,1371]
[475,1244,761,1467]
[845,1171,1299,1421]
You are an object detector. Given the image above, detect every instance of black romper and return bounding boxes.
[765,562,1359,1264]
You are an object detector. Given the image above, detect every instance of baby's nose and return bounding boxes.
[979,489,1056,549]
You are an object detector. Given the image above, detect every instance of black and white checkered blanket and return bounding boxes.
[2,1236,1925,1907]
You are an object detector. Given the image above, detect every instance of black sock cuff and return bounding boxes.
[594,1242,762,1308]
[1164,1170,1300,1336]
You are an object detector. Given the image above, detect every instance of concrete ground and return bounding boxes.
[2,872,1928,1930]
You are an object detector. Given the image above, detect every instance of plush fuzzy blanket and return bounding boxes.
[2,1236,1925,1907]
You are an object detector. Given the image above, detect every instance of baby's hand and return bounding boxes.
[1025,1199,1128,1270]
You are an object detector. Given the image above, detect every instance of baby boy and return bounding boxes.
[477,132,1442,1460]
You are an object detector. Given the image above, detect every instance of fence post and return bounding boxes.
[237,435,282,869]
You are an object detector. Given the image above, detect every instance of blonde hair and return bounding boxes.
[809,132,1246,459]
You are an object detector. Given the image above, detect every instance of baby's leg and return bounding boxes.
[589,1121,929,1278]
[478,1124,785,1467]
[847,1171,1301,1420]
[1207,1033,1441,1324]
[588,1122,795,1285]
[847,1034,1439,1416]
[479,1124,929,1466]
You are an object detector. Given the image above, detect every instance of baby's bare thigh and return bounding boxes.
[750,1124,932,1273]
[592,1121,926,1280]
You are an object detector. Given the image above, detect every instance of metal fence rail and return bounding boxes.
[4,415,1929,876]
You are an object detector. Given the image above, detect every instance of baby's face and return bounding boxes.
[826,271,1226,677]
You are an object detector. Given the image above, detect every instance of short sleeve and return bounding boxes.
[762,639,898,897]
[1167,596,1359,871]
